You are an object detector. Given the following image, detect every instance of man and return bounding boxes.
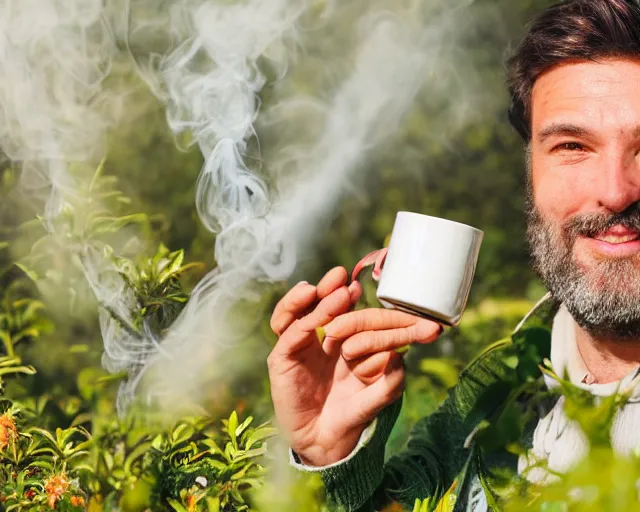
[267,0,640,510]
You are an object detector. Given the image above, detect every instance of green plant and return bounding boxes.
[150,412,277,512]
[115,244,203,333]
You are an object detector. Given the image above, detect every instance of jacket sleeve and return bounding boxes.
[318,346,516,511]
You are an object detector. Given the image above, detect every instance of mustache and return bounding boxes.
[565,202,640,238]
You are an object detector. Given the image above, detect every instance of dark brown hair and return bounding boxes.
[507,0,640,141]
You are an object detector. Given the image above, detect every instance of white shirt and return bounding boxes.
[519,303,640,483]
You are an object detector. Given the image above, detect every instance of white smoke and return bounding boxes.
[131,0,487,410]
[0,0,495,413]
[0,0,146,371]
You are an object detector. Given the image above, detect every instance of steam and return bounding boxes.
[0,0,494,413]
[0,0,145,368]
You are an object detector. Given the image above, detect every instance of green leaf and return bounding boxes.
[235,416,253,439]
[227,411,239,447]
[0,365,36,377]
[89,157,107,193]
[151,434,167,452]
[419,359,460,389]
[90,213,148,235]
[231,464,252,481]
[171,423,195,445]
[122,446,148,476]
[206,497,221,512]
[244,427,277,450]
[167,498,189,512]
[14,262,40,282]
[0,331,13,354]
[232,447,267,463]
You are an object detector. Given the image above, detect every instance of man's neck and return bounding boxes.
[575,325,640,384]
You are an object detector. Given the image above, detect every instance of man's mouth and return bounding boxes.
[583,225,640,258]
[593,226,640,244]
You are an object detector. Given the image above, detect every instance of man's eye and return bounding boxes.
[554,142,584,152]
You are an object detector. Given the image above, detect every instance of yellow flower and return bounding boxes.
[435,480,457,512]
[411,480,458,512]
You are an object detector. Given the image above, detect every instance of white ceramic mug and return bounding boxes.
[375,212,484,326]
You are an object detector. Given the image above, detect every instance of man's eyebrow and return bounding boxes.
[537,123,593,143]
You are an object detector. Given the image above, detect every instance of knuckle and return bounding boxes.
[355,312,366,334]
[290,318,304,334]
[334,285,350,304]
[329,314,348,337]
[292,318,314,339]
[341,337,360,361]
[373,331,387,351]
[289,294,310,312]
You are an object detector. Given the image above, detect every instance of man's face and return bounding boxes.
[528,58,640,339]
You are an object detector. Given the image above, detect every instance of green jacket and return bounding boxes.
[313,296,560,512]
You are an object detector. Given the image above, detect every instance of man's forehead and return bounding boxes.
[532,58,640,134]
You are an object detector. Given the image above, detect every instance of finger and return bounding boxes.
[316,267,348,300]
[324,308,441,341]
[348,281,362,305]
[347,351,395,385]
[343,359,405,427]
[271,282,318,336]
[274,286,352,357]
[340,321,441,361]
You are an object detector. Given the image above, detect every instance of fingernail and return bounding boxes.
[297,281,309,287]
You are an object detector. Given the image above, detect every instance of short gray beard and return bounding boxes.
[525,165,640,341]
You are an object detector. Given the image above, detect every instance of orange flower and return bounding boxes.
[381,503,404,512]
[185,494,197,512]
[44,473,70,509]
[71,496,85,508]
[0,413,18,450]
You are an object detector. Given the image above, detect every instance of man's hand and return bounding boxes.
[267,266,442,466]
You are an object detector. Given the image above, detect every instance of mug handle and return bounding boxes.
[351,248,388,283]
[350,247,411,355]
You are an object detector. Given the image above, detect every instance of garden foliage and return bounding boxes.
[3,1,640,509]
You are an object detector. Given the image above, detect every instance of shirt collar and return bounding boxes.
[520,293,640,397]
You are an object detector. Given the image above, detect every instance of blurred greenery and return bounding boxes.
[4,0,640,510]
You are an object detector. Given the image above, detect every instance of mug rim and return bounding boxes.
[396,211,484,235]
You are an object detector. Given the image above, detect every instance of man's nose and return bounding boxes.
[597,153,640,213]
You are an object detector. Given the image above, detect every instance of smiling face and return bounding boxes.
[527,58,640,339]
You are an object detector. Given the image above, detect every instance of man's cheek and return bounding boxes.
[546,183,583,222]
